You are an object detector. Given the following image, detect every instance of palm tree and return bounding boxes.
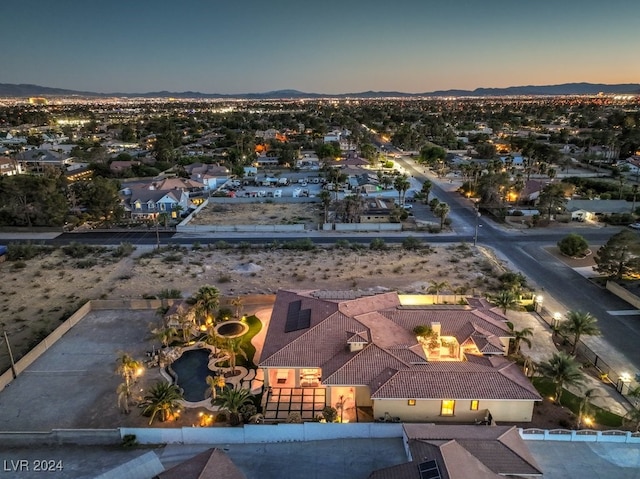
[420,179,432,203]
[491,290,519,315]
[506,321,533,356]
[153,326,178,348]
[222,338,248,375]
[393,174,411,206]
[576,388,600,429]
[193,285,220,326]
[319,190,332,223]
[537,352,585,405]
[559,311,601,356]
[115,352,142,388]
[428,281,449,304]
[212,387,255,426]
[434,202,450,229]
[230,296,244,319]
[117,382,132,414]
[140,382,184,425]
[206,374,227,400]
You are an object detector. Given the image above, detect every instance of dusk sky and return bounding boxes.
[2,0,639,95]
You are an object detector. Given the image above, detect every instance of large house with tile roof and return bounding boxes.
[369,424,542,479]
[259,290,541,423]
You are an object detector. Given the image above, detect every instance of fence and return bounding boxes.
[0,429,120,446]
[520,428,640,443]
[537,306,638,408]
[120,422,404,445]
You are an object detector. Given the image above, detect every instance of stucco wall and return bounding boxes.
[373,399,534,423]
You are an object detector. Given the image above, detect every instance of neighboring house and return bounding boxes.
[15,149,72,173]
[361,198,394,222]
[0,156,22,176]
[368,424,542,479]
[185,163,230,190]
[255,155,280,167]
[296,153,321,170]
[154,448,246,479]
[124,187,190,220]
[566,199,632,221]
[259,290,540,424]
[109,160,141,174]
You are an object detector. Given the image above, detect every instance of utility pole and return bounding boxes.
[3,330,17,379]
[473,204,481,246]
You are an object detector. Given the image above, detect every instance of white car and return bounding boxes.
[628,223,640,230]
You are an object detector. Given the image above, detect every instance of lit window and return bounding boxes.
[408,399,416,406]
[441,400,455,416]
[470,400,479,411]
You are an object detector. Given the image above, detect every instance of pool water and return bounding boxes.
[170,348,211,402]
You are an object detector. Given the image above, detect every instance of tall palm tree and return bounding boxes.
[559,311,601,356]
[319,190,332,223]
[230,296,244,319]
[115,352,142,388]
[117,382,132,414]
[420,179,432,203]
[506,321,533,356]
[537,352,585,405]
[222,338,248,375]
[428,281,449,304]
[140,382,184,425]
[206,374,227,400]
[576,388,600,429]
[193,285,220,326]
[393,174,411,205]
[434,202,450,229]
[213,387,255,426]
[491,290,518,315]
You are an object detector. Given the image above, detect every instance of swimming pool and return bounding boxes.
[170,348,211,402]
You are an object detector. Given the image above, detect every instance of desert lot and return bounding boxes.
[0,239,505,373]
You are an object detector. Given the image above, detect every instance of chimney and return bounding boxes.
[430,322,441,339]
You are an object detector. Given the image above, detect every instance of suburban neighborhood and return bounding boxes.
[1,89,640,478]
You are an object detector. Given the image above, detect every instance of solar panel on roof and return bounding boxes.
[418,460,441,479]
[297,308,311,330]
[284,300,302,332]
[284,300,312,332]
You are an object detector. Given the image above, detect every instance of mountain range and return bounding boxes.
[0,82,638,99]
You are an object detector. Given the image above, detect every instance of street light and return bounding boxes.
[473,204,481,246]
[553,312,562,334]
[534,295,544,313]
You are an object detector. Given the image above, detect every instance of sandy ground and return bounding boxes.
[190,202,322,227]
[0,241,503,373]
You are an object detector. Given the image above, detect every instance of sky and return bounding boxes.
[2,0,639,95]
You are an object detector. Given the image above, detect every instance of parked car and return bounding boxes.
[402,204,413,210]
[628,223,640,230]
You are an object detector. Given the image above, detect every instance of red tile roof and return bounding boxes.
[260,290,539,403]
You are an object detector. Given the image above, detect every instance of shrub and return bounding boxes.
[282,238,316,251]
[370,238,387,251]
[557,233,589,257]
[7,243,48,261]
[112,242,136,258]
[286,412,303,423]
[62,242,104,259]
[158,289,182,299]
[121,434,138,448]
[402,236,422,250]
[76,259,97,269]
[11,261,27,270]
[322,406,338,423]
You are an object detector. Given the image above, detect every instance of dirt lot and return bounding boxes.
[190,202,322,227]
[0,241,503,373]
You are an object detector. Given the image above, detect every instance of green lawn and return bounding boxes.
[533,377,624,428]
